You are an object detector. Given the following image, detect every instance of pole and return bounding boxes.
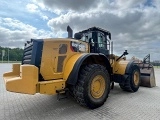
[2,50,5,63]
[1,50,2,63]
[8,47,9,63]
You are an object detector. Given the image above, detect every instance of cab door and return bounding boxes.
[96,32,109,56]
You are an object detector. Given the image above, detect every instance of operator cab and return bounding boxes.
[74,27,111,56]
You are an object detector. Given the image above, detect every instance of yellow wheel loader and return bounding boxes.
[3,26,156,109]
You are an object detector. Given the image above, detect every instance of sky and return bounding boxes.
[0,0,160,61]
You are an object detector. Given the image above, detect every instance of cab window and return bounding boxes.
[80,32,92,43]
[98,33,107,49]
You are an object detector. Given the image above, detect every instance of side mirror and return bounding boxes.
[116,50,129,61]
[123,50,128,56]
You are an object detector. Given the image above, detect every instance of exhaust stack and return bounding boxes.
[67,25,73,38]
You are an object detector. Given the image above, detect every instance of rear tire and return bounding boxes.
[119,65,140,92]
[73,64,110,109]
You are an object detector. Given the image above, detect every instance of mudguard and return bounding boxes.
[64,53,111,85]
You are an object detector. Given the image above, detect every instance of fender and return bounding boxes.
[125,60,135,74]
[113,60,135,83]
[64,53,112,85]
[113,60,139,84]
[63,53,87,81]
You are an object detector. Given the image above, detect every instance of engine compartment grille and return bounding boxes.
[22,41,33,64]
[22,39,43,68]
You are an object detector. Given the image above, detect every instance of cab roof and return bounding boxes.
[78,26,111,35]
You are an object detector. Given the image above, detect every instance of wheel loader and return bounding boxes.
[3,26,156,109]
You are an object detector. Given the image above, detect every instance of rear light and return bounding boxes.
[70,41,78,52]
[70,43,75,52]
[70,41,86,52]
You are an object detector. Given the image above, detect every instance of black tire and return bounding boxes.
[73,64,110,109]
[119,65,141,92]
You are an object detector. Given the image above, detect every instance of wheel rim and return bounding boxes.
[133,71,140,86]
[91,75,105,99]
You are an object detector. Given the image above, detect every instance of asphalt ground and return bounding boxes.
[0,63,160,120]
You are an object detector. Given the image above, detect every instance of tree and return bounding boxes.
[0,46,23,62]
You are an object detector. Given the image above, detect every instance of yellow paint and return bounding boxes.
[3,38,90,95]
[113,60,129,75]
[38,79,65,95]
[3,64,38,94]
[40,38,88,80]
[40,39,65,80]
[134,71,140,85]
[3,63,20,79]
[91,75,105,99]
[109,54,129,75]
[63,53,86,81]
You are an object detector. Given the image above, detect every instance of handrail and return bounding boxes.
[142,54,150,69]
[143,54,150,63]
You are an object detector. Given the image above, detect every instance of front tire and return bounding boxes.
[73,64,110,109]
[119,65,141,92]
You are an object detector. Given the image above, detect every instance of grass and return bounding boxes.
[154,66,160,69]
[0,61,21,63]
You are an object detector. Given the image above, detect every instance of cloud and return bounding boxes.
[0,0,159,60]
[44,0,160,60]
[41,15,48,20]
[26,3,38,13]
[0,17,54,48]
[34,0,98,13]
[26,3,49,21]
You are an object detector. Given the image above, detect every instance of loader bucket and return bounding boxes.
[133,54,156,87]
[139,63,156,87]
